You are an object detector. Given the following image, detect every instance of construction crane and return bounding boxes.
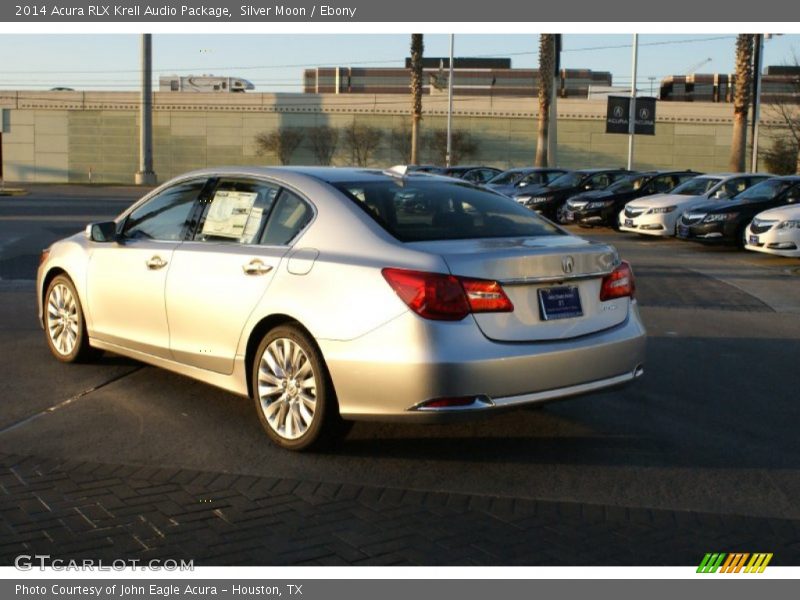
[684,58,712,75]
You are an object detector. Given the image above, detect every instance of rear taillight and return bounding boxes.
[600,260,635,301]
[382,268,513,321]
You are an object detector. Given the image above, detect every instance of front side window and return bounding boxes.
[721,178,749,199]
[651,175,678,194]
[607,175,645,194]
[122,179,205,241]
[587,173,612,189]
[334,179,562,242]
[195,179,280,244]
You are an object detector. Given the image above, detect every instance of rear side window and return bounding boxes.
[334,179,562,242]
[260,191,314,246]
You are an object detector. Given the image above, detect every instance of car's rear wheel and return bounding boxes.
[44,275,97,363]
[252,325,349,451]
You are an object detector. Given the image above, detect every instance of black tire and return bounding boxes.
[43,274,99,363]
[251,324,350,451]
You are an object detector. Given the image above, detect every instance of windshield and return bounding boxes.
[487,170,527,186]
[734,179,793,203]
[547,171,584,189]
[671,177,723,196]
[605,175,647,194]
[333,179,563,242]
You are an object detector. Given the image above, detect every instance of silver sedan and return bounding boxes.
[37,167,646,451]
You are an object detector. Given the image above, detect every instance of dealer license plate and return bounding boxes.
[538,286,583,321]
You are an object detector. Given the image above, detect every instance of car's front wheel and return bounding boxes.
[252,325,349,451]
[44,274,97,363]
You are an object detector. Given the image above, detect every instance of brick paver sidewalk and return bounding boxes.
[1,453,798,565]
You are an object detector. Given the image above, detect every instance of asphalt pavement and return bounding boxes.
[1,184,799,565]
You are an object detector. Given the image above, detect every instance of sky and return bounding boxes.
[0,34,798,94]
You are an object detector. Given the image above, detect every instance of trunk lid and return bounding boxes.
[409,236,629,342]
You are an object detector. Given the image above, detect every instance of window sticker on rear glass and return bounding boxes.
[202,190,259,239]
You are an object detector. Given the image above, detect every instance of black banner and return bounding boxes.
[606,96,657,136]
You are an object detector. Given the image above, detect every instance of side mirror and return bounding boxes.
[85,221,118,243]
[584,183,593,190]
[713,190,728,199]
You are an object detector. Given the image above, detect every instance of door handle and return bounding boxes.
[146,256,168,270]
[242,259,273,276]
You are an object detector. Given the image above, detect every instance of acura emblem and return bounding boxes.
[562,255,575,274]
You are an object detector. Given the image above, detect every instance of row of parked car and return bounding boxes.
[433,164,800,259]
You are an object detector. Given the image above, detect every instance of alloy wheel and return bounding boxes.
[256,337,317,440]
[46,283,80,356]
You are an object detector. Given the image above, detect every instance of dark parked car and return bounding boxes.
[562,170,700,227]
[486,167,569,197]
[677,176,800,246]
[513,168,632,221]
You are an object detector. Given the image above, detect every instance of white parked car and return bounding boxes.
[618,174,771,237]
[744,204,800,258]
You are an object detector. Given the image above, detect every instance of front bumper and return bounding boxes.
[564,206,611,226]
[744,225,800,257]
[321,304,647,422]
[618,212,675,236]
[676,220,738,244]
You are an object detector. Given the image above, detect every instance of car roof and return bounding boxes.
[574,168,629,174]
[171,166,462,185]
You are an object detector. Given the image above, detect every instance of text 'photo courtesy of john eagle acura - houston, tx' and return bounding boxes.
[37,167,646,450]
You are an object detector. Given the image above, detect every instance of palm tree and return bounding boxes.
[535,34,556,167]
[410,34,424,165]
[729,34,755,172]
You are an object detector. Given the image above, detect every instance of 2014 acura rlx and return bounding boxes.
[37,167,646,451]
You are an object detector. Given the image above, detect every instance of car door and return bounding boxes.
[86,178,207,357]
[165,179,314,374]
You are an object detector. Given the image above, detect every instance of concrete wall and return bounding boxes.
[0,90,781,184]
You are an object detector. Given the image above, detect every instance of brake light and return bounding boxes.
[600,261,635,301]
[382,268,513,321]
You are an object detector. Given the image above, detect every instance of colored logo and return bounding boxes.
[697,553,773,573]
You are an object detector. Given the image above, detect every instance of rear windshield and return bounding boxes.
[333,179,563,242]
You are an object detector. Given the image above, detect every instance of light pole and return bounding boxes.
[135,33,157,185]
[548,34,561,167]
[446,34,455,167]
[627,33,639,171]
[750,34,765,173]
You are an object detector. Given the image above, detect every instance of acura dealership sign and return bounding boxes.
[606,96,656,135]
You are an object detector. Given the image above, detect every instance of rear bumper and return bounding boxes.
[321,303,647,422]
